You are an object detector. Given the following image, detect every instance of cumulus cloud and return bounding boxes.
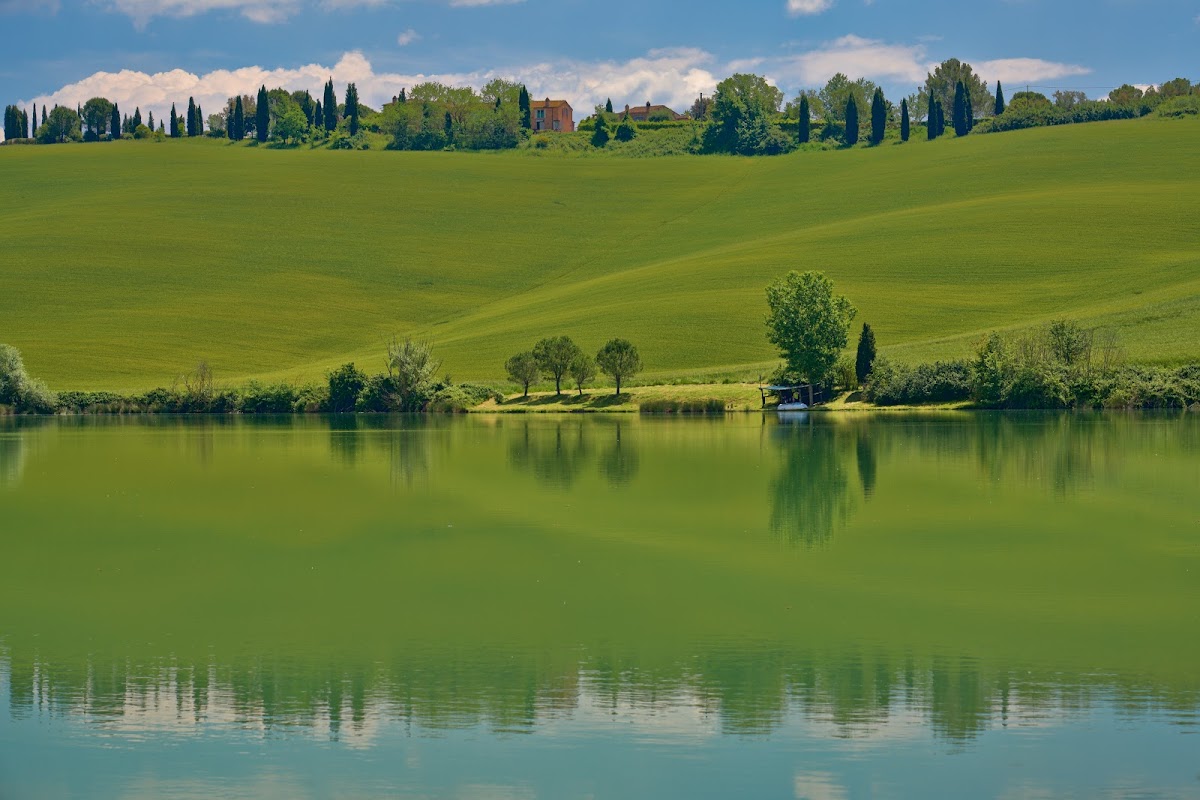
[15,49,720,131]
[396,28,420,46]
[787,0,833,15]
[972,58,1091,85]
[784,34,928,85]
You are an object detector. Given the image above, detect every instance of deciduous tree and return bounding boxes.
[569,353,597,396]
[596,339,641,396]
[533,336,583,395]
[765,270,857,386]
[505,352,541,397]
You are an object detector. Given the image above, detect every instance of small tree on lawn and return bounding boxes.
[569,353,597,396]
[765,270,857,387]
[533,335,582,395]
[591,113,610,147]
[596,339,641,396]
[506,352,541,397]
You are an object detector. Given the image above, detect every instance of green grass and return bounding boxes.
[2,116,1198,392]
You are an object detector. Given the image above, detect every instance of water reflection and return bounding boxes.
[769,419,856,547]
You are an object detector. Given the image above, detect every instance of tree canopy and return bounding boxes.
[596,339,642,396]
[765,271,857,385]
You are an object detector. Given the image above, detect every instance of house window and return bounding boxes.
[552,120,560,131]
[536,110,545,119]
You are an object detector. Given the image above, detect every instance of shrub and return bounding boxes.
[0,344,58,414]
[639,398,726,414]
[867,357,972,405]
[239,381,299,413]
[327,363,366,413]
[427,386,476,413]
[1155,96,1200,118]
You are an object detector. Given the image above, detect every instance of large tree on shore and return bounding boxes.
[505,352,541,398]
[256,85,269,142]
[596,339,642,397]
[765,270,857,386]
[533,336,583,396]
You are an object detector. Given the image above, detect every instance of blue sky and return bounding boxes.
[2,0,1197,131]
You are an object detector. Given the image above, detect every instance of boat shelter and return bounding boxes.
[761,384,823,409]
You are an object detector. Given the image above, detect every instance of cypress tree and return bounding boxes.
[147,110,154,131]
[158,119,164,134]
[398,88,406,103]
[195,104,203,135]
[844,95,859,146]
[345,83,359,135]
[855,323,877,385]
[952,80,967,137]
[313,100,322,129]
[964,84,974,131]
[798,95,810,144]
[322,79,337,132]
[3,106,13,141]
[233,97,244,140]
[111,103,120,139]
[31,104,37,130]
[42,105,47,126]
[605,98,613,114]
[927,99,939,141]
[995,81,1005,116]
[186,97,196,136]
[256,85,269,142]
[869,87,886,145]
[591,111,610,147]
[169,103,179,137]
[935,97,945,137]
[518,85,531,130]
[900,98,910,142]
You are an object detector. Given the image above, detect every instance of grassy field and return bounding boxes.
[2,116,1198,392]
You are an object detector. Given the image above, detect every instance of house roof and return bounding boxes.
[621,103,684,118]
[531,99,572,110]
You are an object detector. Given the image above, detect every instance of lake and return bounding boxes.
[1,413,1197,799]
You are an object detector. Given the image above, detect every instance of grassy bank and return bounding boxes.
[2,116,1198,392]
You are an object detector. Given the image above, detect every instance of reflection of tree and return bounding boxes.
[328,415,361,467]
[0,432,25,489]
[599,420,639,487]
[855,432,876,498]
[507,420,591,489]
[769,418,856,547]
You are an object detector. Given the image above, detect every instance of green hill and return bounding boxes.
[2,116,1198,392]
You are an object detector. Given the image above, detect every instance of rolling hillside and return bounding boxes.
[2,116,1198,391]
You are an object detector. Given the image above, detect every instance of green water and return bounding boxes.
[1,414,1197,799]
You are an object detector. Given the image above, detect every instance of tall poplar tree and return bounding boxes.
[345,83,359,135]
[869,87,885,145]
[518,85,531,130]
[31,105,37,130]
[313,100,323,129]
[952,80,967,136]
[844,95,859,146]
[186,97,196,136]
[147,110,154,131]
[927,99,939,140]
[994,81,1005,116]
[936,98,946,137]
[233,97,244,140]
[797,95,810,144]
[256,85,269,142]
[964,84,974,131]
[169,103,180,137]
[195,104,203,135]
[322,79,337,132]
[110,103,120,139]
[900,98,910,142]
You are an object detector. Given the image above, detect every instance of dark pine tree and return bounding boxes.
[844,95,859,146]
[111,103,120,139]
[927,99,939,140]
[31,104,37,131]
[518,85,531,130]
[323,79,337,132]
[995,81,1005,116]
[233,96,244,140]
[186,97,196,136]
[964,84,974,131]
[42,105,47,127]
[147,110,154,131]
[869,87,886,145]
[313,100,323,129]
[936,97,946,137]
[952,80,967,137]
[900,98,910,142]
[605,98,613,114]
[855,323,877,385]
[195,104,203,135]
[256,85,269,142]
[345,83,359,135]
[169,103,180,137]
[798,95,810,144]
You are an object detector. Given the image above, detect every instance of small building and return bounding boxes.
[531,98,574,132]
[619,102,686,122]
[761,384,825,410]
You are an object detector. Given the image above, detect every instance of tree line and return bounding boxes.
[505,336,642,398]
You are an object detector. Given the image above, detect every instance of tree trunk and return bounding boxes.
[615,377,621,396]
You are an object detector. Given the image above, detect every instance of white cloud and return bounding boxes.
[396,28,420,46]
[785,34,928,85]
[104,0,522,25]
[15,49,719,132]
[973,57,1091,86]
[787,0,833,15]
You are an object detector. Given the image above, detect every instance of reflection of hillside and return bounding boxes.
[5,646,1196,744]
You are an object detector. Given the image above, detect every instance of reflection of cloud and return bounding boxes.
[793,771,847,800]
